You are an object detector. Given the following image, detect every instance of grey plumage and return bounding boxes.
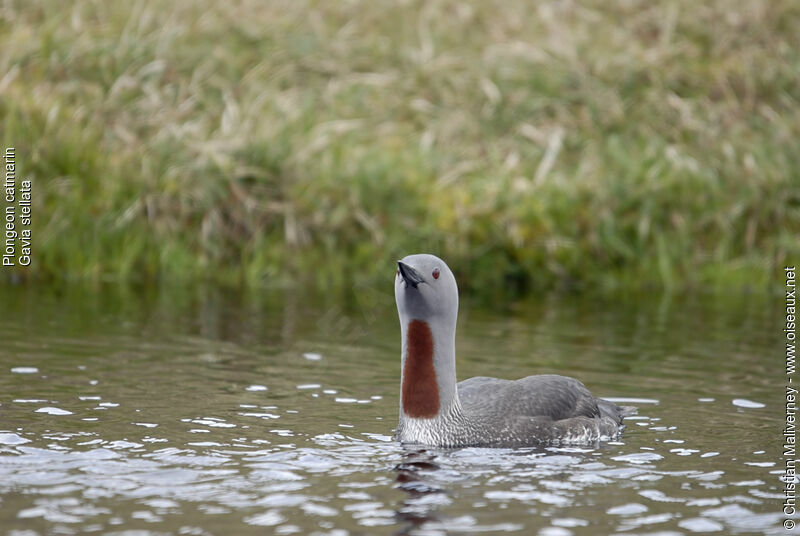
[456,375,635,447]
[394,254,636,448]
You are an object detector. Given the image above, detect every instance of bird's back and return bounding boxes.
[456,374,634,445]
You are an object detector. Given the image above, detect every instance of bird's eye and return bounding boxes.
[397,269,400,277]
[432,268,440,279]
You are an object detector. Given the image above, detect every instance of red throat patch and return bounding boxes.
[402,320,440,418]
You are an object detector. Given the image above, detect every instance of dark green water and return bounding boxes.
[0,284,788,535]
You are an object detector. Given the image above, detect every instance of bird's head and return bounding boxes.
[394,253,459,326]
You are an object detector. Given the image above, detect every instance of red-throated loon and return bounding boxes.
[394,253,634,448]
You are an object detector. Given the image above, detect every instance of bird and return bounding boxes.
[394,253,635,448]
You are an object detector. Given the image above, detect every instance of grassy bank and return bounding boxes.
[1,0,798,294]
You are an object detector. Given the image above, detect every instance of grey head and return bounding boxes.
[395,253,459,326]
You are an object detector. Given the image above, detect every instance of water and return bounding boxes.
[0,284,787,535]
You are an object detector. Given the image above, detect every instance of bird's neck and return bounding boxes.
[400,318,459,420]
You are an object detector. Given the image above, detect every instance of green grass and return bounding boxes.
[1,0,798,294]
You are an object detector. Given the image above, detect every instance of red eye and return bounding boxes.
[397,269,400,277]
[432,268,440,279]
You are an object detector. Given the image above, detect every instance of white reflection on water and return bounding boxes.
[0,410,786,535]
[0,288,788,535]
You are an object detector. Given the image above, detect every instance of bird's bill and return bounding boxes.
[398,261,425,288]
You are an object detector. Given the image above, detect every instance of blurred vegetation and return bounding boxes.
[0,0,798,294]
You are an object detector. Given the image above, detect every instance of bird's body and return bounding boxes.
[394,254,634,448]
